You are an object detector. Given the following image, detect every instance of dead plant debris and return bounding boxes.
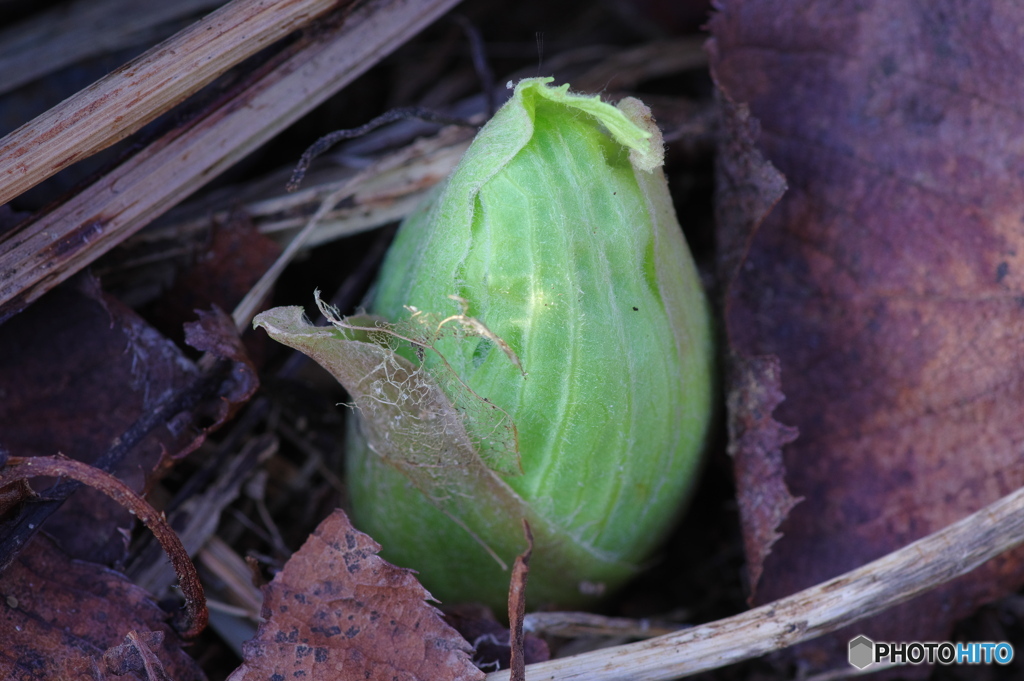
[227,509,484,681]
[0,535,204,680]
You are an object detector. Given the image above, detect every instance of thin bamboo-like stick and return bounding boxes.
[0,0,342,208]
[487,484,1024,680]
[0,0,464,321]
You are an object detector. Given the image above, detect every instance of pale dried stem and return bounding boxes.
[0,0,342,207]
[0,0,465,321]
[522,612,681,640]
[199,536,265,619]
[119,38,706,253]
[129,434,278,596]
[144,125,471,252]
[487,484,1024,681]
[571,38,707,94]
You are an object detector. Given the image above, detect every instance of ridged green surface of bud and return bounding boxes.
[350,78,714,607]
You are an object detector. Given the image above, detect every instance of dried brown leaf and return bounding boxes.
[151,211,281,337]
[1,454,209,638]
[710,0,1024,670]
[0,278,200,564]
[103,630,173,681]
[0,535,204,680]
[228,509,484,681]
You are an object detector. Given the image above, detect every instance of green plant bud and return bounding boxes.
[254,77,715,610]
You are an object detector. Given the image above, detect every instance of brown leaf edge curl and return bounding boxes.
[182,305,260,429]
[0,455,207,638]
[726,355,800,600]
[712,71,799,599]
[228,509,483,681]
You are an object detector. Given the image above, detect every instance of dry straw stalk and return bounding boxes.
[487,484,1024,680]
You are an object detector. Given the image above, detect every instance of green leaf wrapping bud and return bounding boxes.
[255,78,715,609]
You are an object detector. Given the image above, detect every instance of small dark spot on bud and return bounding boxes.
[997,261,1010,283]
[632,306,639,311]
[472,338,493,368]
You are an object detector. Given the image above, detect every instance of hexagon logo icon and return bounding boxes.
[849,635,874,669]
